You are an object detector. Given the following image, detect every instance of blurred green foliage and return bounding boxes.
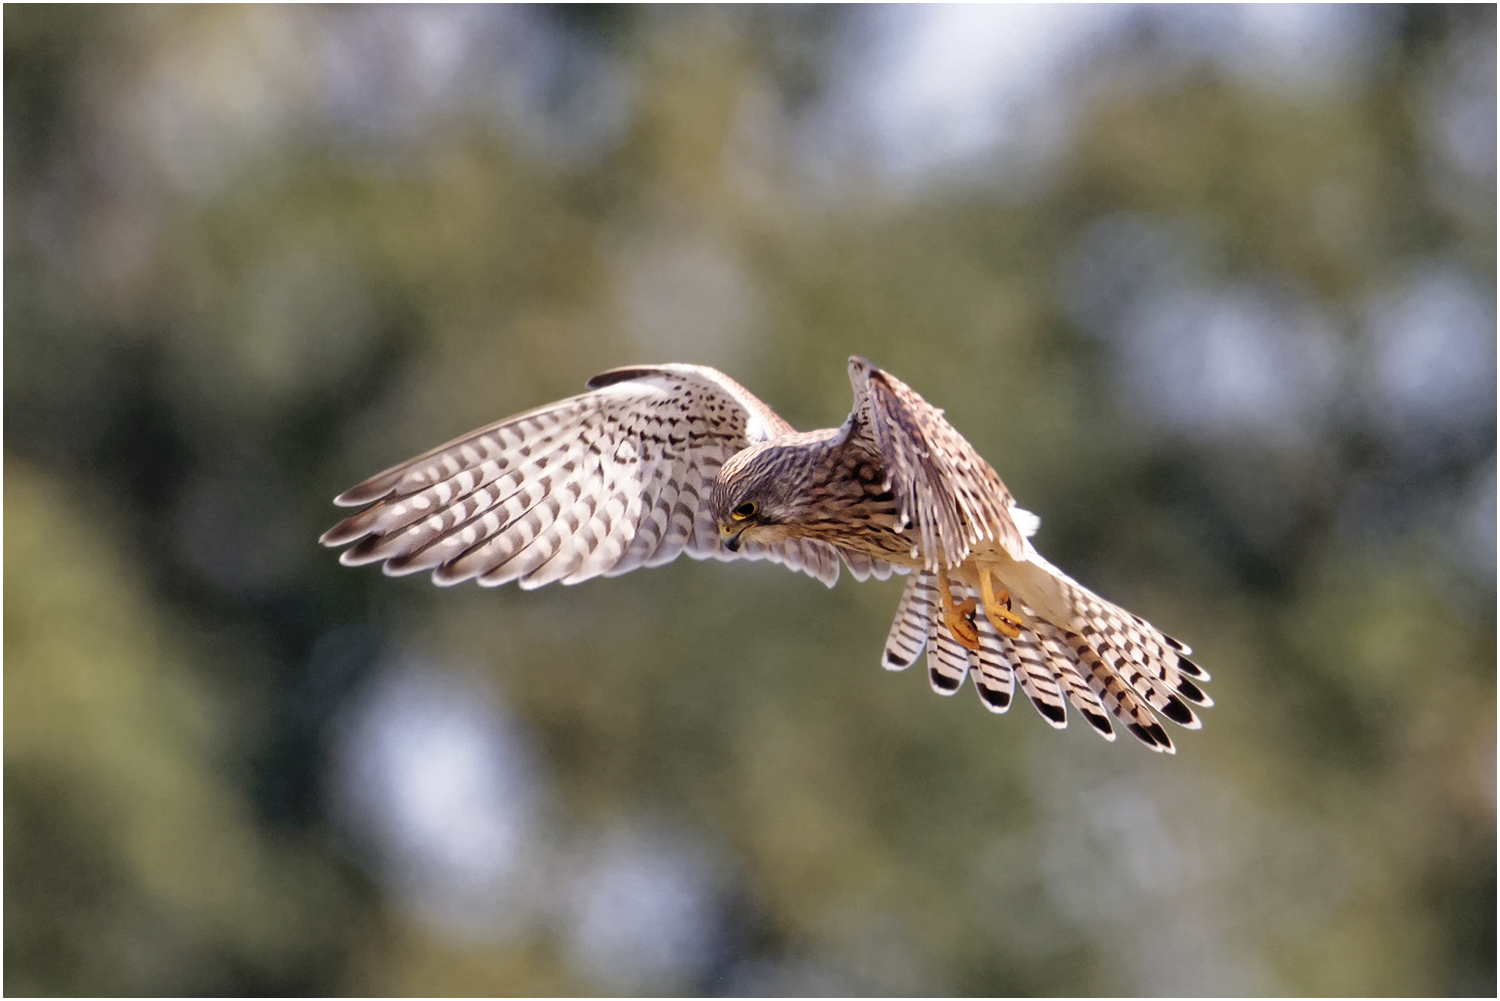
[5,5,1494,996]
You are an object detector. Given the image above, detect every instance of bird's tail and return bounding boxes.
[880,571,1211,752]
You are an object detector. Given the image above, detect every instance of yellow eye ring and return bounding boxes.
[730,501,757,521]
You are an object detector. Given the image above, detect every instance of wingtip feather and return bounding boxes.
[333,481,397,508]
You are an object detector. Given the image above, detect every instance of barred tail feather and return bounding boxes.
[1000,628,1069,728]
[970,611,1016,713]
[925,592,974,695]
[1056,628,1175,753]
[883,574,931,670]
[1024,623,1115,739]
[878,571,1204,752]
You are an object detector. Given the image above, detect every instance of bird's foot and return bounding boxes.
[946,599,982,650]
[937,569,982,651]
[980,566,1024,639]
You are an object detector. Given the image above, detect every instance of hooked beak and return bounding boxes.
[722,525,746,552]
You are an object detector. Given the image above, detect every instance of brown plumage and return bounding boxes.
[322,357,1211,752]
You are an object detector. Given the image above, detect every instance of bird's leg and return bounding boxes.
[979,565,1025,639]
[937,568,982,651]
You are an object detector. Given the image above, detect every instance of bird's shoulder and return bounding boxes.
[585,363,795,444]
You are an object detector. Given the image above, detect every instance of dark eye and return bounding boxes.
[731,501,758,521]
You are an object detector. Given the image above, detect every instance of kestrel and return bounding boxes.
[321,357,1210,752]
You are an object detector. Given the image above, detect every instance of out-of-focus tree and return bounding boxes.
[5,5,1493,995]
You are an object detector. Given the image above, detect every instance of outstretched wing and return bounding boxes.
[840,357,1029,570]
[320,364,846,589]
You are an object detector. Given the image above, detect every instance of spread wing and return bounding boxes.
[839,356,1029,570]
[320,364,848,589]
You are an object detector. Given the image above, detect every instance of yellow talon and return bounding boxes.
[979,566,1024,639]
[938,569,982,651]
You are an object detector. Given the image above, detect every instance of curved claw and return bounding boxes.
[947,598,981,650]
[980,566,1024,639]
[937,570,982,651]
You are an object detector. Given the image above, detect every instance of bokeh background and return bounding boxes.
[5,5,1495,996]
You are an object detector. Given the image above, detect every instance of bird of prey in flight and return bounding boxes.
[322,357,1210,752]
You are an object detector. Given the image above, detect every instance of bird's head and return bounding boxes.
[710,441,825,552]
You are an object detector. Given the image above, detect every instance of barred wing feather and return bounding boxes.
[842,358,1028,570]
[321,366,849,589]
